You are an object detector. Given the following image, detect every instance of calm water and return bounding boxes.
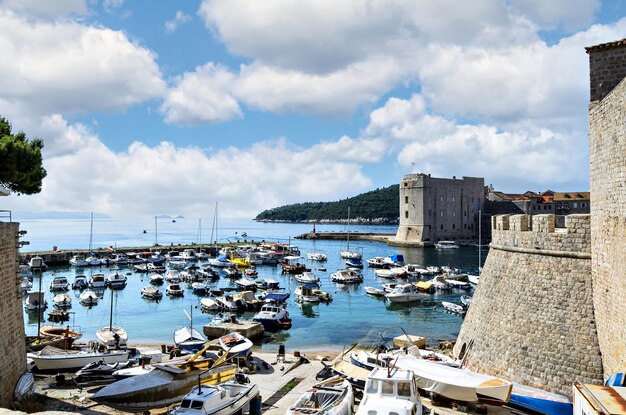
[20,217,487,352]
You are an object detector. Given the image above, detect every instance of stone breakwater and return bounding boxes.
[454,214,603,396]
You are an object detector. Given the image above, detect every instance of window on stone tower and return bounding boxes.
[440,224,443,230]
[452,224,455,229]
[405,211,409,218]
[405,196,409,204]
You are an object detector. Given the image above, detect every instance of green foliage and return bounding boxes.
[0,116,47,195]
[256,185,399,223]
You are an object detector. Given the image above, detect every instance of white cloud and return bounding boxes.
[234,59,409,115]
[165,10,192,33]
[505,0,600,31]
[4,119,379,218]
[0,0,88,20]
[160,63,242,125]
[0,12,166,117]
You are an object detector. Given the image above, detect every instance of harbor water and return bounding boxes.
[19,217,487,352]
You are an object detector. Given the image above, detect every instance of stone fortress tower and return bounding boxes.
[392,173,484,246]
[454,39,626,395]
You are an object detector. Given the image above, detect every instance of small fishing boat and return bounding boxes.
[355,367,422,415]
[166,269,181,283]
[385,284,422,303]
[445,279,471,290]
[295,285,321,303]
[295,271,320,287]
[442,301,466,315]
[96,326,128,350]
[170,375,259,415]
[224,266,242,279]
[234,278,256,291]
[254,278,279,290]
[19,277,32,295]
[200,297,220,312]
[174,307,206,352]
[414,281,435,293]
[234,291,263,310]
[28,256,47,272]
[107,272,127,288]
[330,270,363,284]
[112,253,129,265]
[53,293,72,309]
[252,303,292,331]
[49,276,70,291]
[366,257,386,268]
[435,240,460,249]
[208,254,230,268]
[460,295,472,307]
[72,275,89,290]
[307,252,327,261]
[244,267,258,277]
[191,282,208,294]
[468,274,480,285]
[364,286,386,297]
[90,356,237,411]
[345,258,363,268]
[215,295,243,311]
[381,283,398,293]
[86,255,101,266]
[39,325,82,342]
[47,310,70,323]
[149,273,164,285]
[426,275,450,290]
[141,285,163,300]
[262,291,290,304]
[28,347,131,371]
[89,272,107,289]
[167,283,185,296]
[374,269,395,279]
[218,332,253,357]
[24,291,47,311]
[287,375,353,415]
[79,290,98,306]
[69,254,89,267]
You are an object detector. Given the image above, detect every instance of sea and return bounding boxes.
[19,217,487,352]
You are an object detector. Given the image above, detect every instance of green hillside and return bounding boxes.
[255,185,399,223]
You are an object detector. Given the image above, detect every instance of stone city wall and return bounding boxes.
[454,214,603,395]
[588,74,626,379]
[0,222,26,408]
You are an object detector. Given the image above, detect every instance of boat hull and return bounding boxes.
[29,350,130,371]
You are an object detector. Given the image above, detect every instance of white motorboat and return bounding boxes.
[191,281,208,294]
[442,301,466,315]
[141,285,163,300]
[460,295,472,307]
[112,253,129,265]
[394,355,512,405]
[435,240,460,249]
[166,269,182,283]
[307,252,327,261]
[374,269,395,279]
[288,375,353,415]
[174,326,206,352]
[215,295,241,311]
[96,326,128,350]
[28,256,47,272]
[426,275,450,290]
[364,286,386,297]
[218,332,253,357]
[468,274,480,285]
[89,273,107,289]
[79,290,98,306]
[234,278,256,291]
[252,303,292,331]
[355,367,422,415]
[107,272,127,288]
[24,291,47,311]
[330,269,363,284]
[69,254,89,267]
[445,279,471,289]
[295,271,320,286]
[181,249,198,262]
[53,293,72,309]
[295,285,321,303]
[345,258,364,268]
[208,255,230,268]
[167,283,185,296]
[49,276,70,291]
[366,257,386,268]
[385,284,422,303]
[86,255,101,266]
[339,250,362,260]
[200,297,220,312]
[170,377,259,415]
[149,273,164,284]
[28,348,130,371]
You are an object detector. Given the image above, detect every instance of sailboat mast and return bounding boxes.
[347,206,351,251]
[109,287,113,330]
[89,212,94,252]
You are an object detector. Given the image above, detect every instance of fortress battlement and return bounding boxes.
[490,214,590,256]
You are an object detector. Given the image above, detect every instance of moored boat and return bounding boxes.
[364,286,386,297]
[252,303,292,331]
[167,283,185,296]
[141,285,163,300]
[385,284,421,303]
[79,290,98,306]
[330,270,363,284]
[107,272,127,288]
[52,293,72,308]
[218,332,253,357]
[24,290,47,311]
[170,375,259,415]
[442,301,466,315]
[49,276,70,291]
[288,375,353,415]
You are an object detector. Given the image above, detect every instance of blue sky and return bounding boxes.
[1,0,625,218]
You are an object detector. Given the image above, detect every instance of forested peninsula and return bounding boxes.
[255,185,399,224]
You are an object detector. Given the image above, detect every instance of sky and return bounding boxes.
[1,0,625,219]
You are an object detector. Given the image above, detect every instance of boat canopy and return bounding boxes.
[415,281,433,290]
[389,254,404,263]
[217,255,228,261]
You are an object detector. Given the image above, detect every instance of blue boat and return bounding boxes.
[509,384,573,415]
[262,292,290,303]
[252,304,291,331]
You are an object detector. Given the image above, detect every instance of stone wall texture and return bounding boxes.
[588,74,626,378]
[454,214,604,395]
[587,43,626,101]
[0,222,26,408]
